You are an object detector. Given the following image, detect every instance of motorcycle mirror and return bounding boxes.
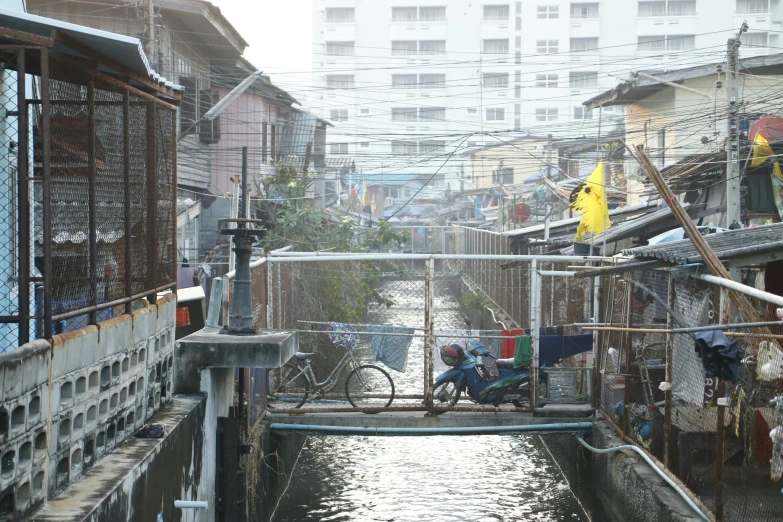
[464,317,472,328]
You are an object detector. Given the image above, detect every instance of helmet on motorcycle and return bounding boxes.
[439,343,466,367]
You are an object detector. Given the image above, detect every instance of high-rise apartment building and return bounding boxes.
[312,0,779,190]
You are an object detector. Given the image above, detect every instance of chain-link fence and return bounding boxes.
[597,269,783,522]
[233,251,601,417]
[0,45,177,351]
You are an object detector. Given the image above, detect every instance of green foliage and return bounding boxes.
[256,162,411,326]
[461,290,492,312]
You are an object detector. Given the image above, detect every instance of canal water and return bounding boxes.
[272,276,587,521]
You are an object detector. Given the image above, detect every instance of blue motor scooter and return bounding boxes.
[433,336,540,409]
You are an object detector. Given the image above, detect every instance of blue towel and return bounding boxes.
[539,334,593,366]
[367,325,415,372]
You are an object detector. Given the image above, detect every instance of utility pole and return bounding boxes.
[146,0,155,60]
[726,24,747,286]
[725,27,745,232]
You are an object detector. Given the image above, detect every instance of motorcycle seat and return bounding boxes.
[496,358,516,370]
[294,352,315,361]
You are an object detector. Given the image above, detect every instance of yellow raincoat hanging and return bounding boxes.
[570,161,610,242]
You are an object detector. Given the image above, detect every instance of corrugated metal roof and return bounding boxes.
[504,202,657,238]
[0,7,181,91]
[621,223,783,265]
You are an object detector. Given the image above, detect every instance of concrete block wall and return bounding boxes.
[0,294,176,520]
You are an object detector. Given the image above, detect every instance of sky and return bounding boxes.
[212,0,313,97]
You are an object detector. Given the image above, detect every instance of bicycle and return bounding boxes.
[271,324,395,412]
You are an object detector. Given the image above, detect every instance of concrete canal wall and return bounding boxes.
[541,423,704,522]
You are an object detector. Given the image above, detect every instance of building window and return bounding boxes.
[325,42,354,56]
[326,75,354,89]
[360,142,370,148]
[419,107,446,121]
[325,8,354,23]
[569,71,598,88]
[392,41,418,56]
[744,32,768,48]
[467,108,477,114]
[392,141,418,154]
[419,74,446,89]
[330,143,349,154]
[420,140,446,154]
[536,74,558,87]
[535,108,558,121]
[736,0,769,15]
[493,166,514,185]
[571,3,599,18]
[360,108,370,114]
[484,5,510,20]
[420,7,446,21]
[392,74,418,89]
[484,73,509,88]
[486,108,505,121]
[392,7,417,22]
[667,34,695,50]
[419,40,446,55]
[536,5,559,18]
[667,1,696,16]
[574,107,594,120]
[392,107,418,122]
[570,38,598,53]
[483,39,509,55]
[638,2,666,17]
[536,40,559,54]
[638,36,666,52]
[330,109,349,122]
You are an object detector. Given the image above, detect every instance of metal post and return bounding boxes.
[664,272,674,468]
[17,49,29,343]
[123,88,132,315]
[623,281,634,434]
[530,259,540,407]
[146,101,158,307]
[424,257,434,407]
[40,48,52,339]
[225,147,256,334]
[715,287,730,521]
[88,77,98,325]
[266,261,272,329]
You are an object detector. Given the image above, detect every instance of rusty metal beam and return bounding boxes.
[146,101,158,307]
[41,47,52,338]
[17,48,29,345]
[88,76,98,325]
[0,27,53,47]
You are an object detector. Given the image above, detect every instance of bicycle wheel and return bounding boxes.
[345,365,394,412]
[274,362,310,409]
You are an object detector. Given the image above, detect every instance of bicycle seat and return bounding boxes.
[294,352,315,361]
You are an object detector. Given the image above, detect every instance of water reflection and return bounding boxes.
[273,434,586,522]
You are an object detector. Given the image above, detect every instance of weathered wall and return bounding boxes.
[250,422,308,522]
[30,395,207,522]
[0,295,176,520]
[541,423,704,522]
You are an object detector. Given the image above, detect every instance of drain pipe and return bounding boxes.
[270,422,592,435]
[576,436,711,522]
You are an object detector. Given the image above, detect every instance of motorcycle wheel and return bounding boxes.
[511,377,547,408]
[431,381,461,413]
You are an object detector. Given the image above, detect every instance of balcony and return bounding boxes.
[570,18,600,38]
[324,23,355,40]
[637,16,698,35]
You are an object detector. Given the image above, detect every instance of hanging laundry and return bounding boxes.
[514,336,531,367]
[328,322,358,350]
[693,330,743,383]
[367,325,414,372]
[501,329,524,358]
